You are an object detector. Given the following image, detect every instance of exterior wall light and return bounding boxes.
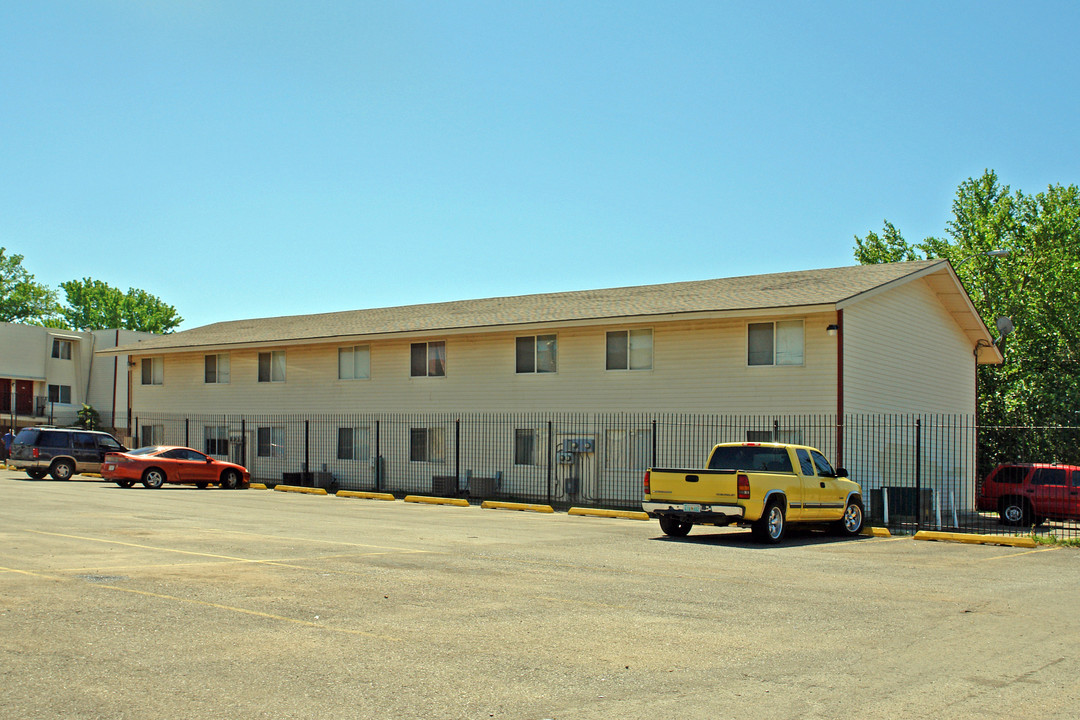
[826,324,839,337]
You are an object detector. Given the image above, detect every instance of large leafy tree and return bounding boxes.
[60,278,183,334]
[0,247,60,324]
[855,170,1080,467]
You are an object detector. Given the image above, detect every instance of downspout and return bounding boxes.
[835,310,844,467]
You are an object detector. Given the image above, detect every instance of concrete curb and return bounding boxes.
[404,495,471,507]
[913,530,1037,548]
[338,490,396,501]
[568,507,650,521]
[250,483,269,490]
[862,527,892,537]
[274,485,329,496]
[480,500,554,514]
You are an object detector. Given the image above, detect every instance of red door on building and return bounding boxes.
[15,380,34,415]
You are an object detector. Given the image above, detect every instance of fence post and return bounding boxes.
[184,418,189,449]
[915,417,923,530]
[455,419,461,489]
[374,420,381,491]
[651,419,657,468]
[240,418,246,470]
[304,420,310,475]
[547,419,553,506]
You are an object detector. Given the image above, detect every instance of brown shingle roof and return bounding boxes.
[109,260,946,353]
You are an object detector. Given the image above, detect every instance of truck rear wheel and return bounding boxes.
[658,516,692,537]
[753,499,786,543]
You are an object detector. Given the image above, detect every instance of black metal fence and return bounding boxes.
[91,411,1078,540]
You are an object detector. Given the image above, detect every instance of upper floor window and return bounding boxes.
[141,357,163,385]
[205,353,230,384]
[516,335,557,373]
[606,329,652,370]
[410,341,445,377]
[48,384,72,404]
[748,320,804,366]
[339,346,371,380]
[51,339,72,360]
[258,351,286,383]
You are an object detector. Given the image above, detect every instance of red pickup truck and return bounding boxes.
[976,463,1080,526]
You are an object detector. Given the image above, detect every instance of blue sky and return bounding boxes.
[3,1,1077,331]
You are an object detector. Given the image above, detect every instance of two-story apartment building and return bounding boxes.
[98,260,1000,509]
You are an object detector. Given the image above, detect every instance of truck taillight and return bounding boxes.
[32,448,39,459]
[643,470,651,495]
[737,474,750,499]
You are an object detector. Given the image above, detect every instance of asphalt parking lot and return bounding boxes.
[1,469,1077,720]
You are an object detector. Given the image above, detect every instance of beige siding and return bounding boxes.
[129,313,840,416]
[843,278,975,415]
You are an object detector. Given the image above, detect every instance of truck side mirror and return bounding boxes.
[835,468,848,478]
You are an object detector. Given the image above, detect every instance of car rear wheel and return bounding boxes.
[142,468,165,489]
[753,498,786,543]
[26,469,47,480]
[219,469,240,490]
[999,498,1030,526]
[50,460,75,481]
[115,479,136,488]
[834,499,865,536]
[658,515,692,537]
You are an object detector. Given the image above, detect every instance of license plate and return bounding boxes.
[683,504,702,512]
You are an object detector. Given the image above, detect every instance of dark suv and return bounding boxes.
[976,463,1080,526]
[9,427,128,480]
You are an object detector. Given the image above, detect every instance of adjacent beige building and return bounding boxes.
[0,324,154,427]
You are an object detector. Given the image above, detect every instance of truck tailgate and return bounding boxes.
[647,468,739,504]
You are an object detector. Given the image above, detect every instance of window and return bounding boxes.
[604,429,653,470]
[746,429,804,445]
[51,339,72,360]
[204,426,229,456]
[1031,468,1069,486]
[141,357,163,385]
[205,354,230,384]
[796,449,815,476]
[409,427,445,463]
[514,429,538,466]
[258,351,286,383]
[606,329,652,370]
[73,433,97,451]
[708,446,793,473]
[140,424,165,447]
[48,384,72,403]
[810,450,836,477]
[337,427,371,461]
[748,320,804,366]
[257,427,285,458]
[516,335,557,373]
[338,346,371,380]
[410,342,445,377]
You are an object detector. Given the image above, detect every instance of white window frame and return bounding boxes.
[205,353,230,384]
[258,350,286,383]
[141,357,164,385]
[514,428,539,466]
[256,426,285,458]
[51,339,73,360]
[338,346,371,380]
[747,320,804,367]
[409,426,446,463]
[337,426,372,461]
[410,342,446,378]
[515,335,557,374]
[47,384,72,404]
[606,329,653,371]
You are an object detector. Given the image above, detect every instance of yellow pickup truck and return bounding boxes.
[643,442,864,543]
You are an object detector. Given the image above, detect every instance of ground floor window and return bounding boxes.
[337,427,371,461]
[47,384,72,404]
[257,426,285,458]
[409,427,445,463]
[204,426,229,456]
[514,429,538,465]
[604,428,653,470]
[140,424,164,447]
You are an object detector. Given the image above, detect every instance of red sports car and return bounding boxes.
[101,446,250,490]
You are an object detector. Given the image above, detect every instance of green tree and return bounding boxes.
[60,278,183,334]
[854,170,1080,468]
[0,247,61,324]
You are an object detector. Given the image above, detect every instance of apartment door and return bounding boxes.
[15,380,33,415]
